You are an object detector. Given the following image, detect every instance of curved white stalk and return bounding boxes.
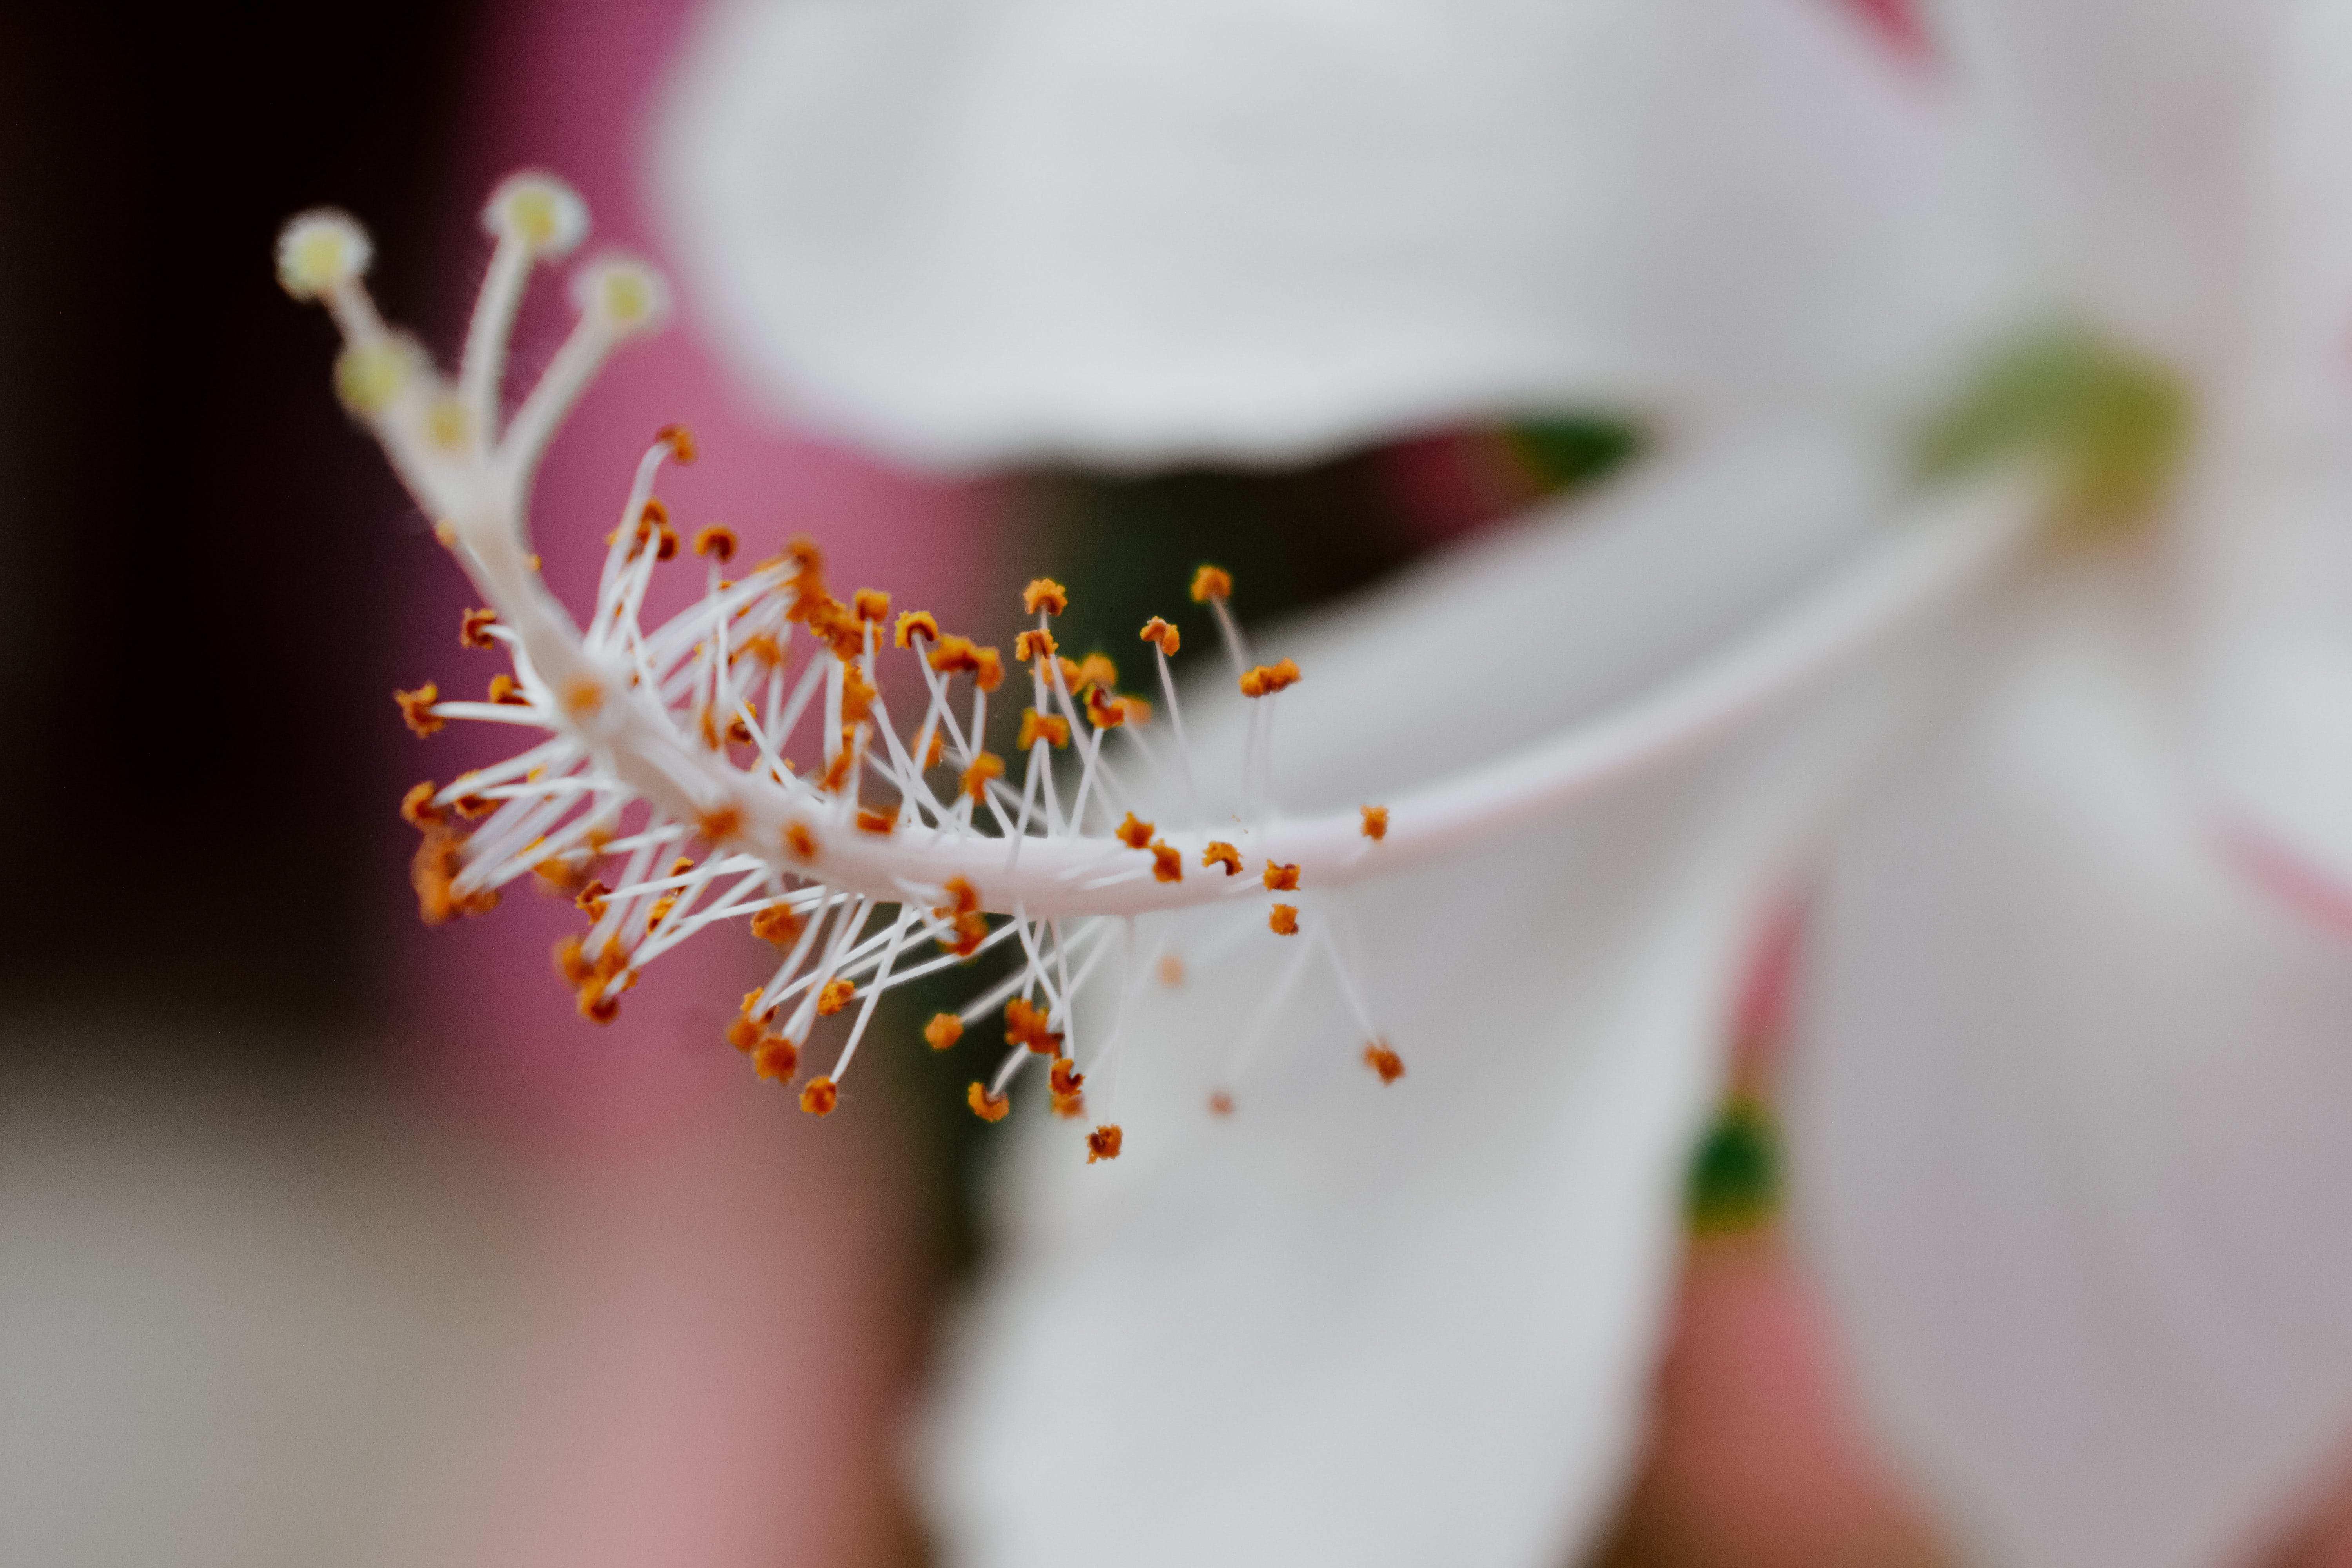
[437,463,2035,922]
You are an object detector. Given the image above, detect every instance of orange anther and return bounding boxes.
[855,807,895,836]
[1140,617,1180,656]
[933,875,987,954]
[1149,841,1183,883]
[1360,804,1389,842]
[944,909,989,956]
[579,987,621,1024]
[852,588,891,622]
[927,634,981,675]
[1005,998,1063,1055]
[1364,1042,1405,1084]
[1118,694,1154,726]
[574,879,610,919]
[935,876,982,916]
[1263,861,1300,891]
[411,826,498,924]
[1190,565,1232,603]
[784,820,818,860]
[562,677,604,717]
[1208,1091,1234,1117]
[1269,903,1299,936]
[841,662,877,726]
[1116,813,1154,850]
[1157,953,1185,987]
[1023,578,1069,616]
[554,933,594,986]
[817,977,856,1016]
[394,683,444,737]
[692,524,738,562]
[799,1077,839,1116]
[1018,709,1070,750]
[974,647,1005,691]
[459,608,499,649]
[399,781,444,828]
[894,610,939,649]
[697,805,742,845]
[754,1034,800,1081]
[1203,842,1241,876]
[487,673,530,706]
[817,746,857,793]
[923,729,945,769]
[738,633,785,668]
[1085,686,1125,729]
[1049,1057,1087,1120]
[1238,658,1301,698]
[1015,628,1058,664]
[750,903,804,946]
[961,752,1005,802]
[967,1083,1010,1122]
[656,423,697,464]
[1076,653,1117,689]
[926,1013,964,1051]
[1085,1124,1124,1163]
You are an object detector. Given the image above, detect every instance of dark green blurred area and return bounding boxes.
[1686,1093,1782,1236]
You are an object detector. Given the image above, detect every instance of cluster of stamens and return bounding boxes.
[280,174,1407,1159]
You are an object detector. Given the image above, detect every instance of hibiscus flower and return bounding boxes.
[292,0,2352,1562]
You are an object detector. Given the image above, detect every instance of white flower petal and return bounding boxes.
[2189,0,2352,898]
[654,0,2009,468]
[1793,560,2352,1568]
[1935,0,2296,365]
[922,423,1967,1564]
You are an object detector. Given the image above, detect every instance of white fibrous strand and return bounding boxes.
[281,174,2036,1152]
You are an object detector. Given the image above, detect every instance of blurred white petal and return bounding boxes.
[1938,0,2293,364]
[922,421,1982,1564]
[655,0,2009,468]
[2192,0,2352,897]
[1793,557,2352,1568]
